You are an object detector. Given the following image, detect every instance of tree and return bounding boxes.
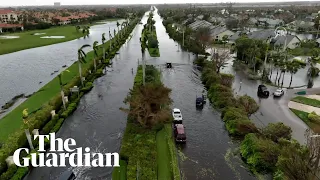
[58,70,70,111]
[77,44,91,87]
[287,60,304,88]
[93,41,99,72]
[262,122,292,142]
[22,109,35,151]
[194,27,211,51]
[238,95,259,115]
[120,83,172,127]
[211,49,232,74]
[276,129,320,180]
[222,35,229,48]
[102,33,106,61]
[225,18,239,30]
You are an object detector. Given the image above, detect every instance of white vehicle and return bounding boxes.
[172,108,183,122]
[273,89,284,97]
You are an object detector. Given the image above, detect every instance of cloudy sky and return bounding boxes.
[2,0,317,7]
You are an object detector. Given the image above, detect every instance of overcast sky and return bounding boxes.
[1,0,317,7]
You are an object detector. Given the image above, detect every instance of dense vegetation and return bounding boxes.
[0,17,140,180]
[140,11,160,57]
[112,65,180,180]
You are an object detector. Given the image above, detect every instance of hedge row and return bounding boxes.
[0,17,140,179]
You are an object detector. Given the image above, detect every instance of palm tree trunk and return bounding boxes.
[60,88,66,110]
[275,69,279,83]
[281,71,285,88]
[25,129,35,150]
[78,58,83,87]
[289,73,293,88]
[93,54,97,72]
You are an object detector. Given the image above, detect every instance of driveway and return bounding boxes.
[230,70,317,144]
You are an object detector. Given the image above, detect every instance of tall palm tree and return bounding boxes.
[109,27,112,51]
[78,44,91,87]
[116,21,120,34]
[93,41,99,72]
[58,70,70,110]
[22,109,35,150]
[102,33,106,61]
[287,61,300,88]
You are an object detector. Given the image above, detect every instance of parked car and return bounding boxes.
[196,97,204,108]
[257,84,270,97]
[59,170,76,180]
[273,88,284,97]
[172,108,182,124]
[173,124,186,143]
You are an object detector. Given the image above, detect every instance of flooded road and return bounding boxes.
[24,19,141,179]
[150,9,256,180]
[25,9,258,180]
[0,21,122,107]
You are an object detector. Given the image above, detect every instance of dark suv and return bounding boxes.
[257,84,270,97]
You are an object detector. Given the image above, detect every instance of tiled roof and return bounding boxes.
[0,9,14,14]
[0,23,23,28]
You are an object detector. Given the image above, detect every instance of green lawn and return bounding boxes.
[290,108,320,133]
[112,160,127,180]
[157,126,172,180]
[0,35,117,141]
[0,26,85,55]
[291,96,320,108]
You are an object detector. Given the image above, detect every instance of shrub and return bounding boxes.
[10,167,28,180]
[221,106,245,119]
[241,133,280,172]
[238,95,259,115]
[148,37,159,48]
[81,82,93,93]
[61,103,78,118]
[220,73,234,87]
[226,119,258,136]
[0,165,17,180]
[262,123,292,142]
[222,108,248,122]
[51,118,65,133]
[307,111,320,124]
[40,115,59,135]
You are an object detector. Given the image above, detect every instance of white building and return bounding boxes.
[0,9,18,23]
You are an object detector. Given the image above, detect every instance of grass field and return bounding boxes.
[292,96,320,108]
[0,35,116,141]
[290,108,320,133]
[111,160,127,180]
[157,126,172,180]
[0,26,85,55]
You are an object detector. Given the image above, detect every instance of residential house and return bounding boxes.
[0,9,18,23]
[228,31,246,45]
[287,20,315,31]
[271,35,300,49]
[248,29,300,49]
[257,18,284,28]
[188,20,212,30]
[208,17,225,25]
[210,26,234,41]
[0,23,23,33]
[197,15,204,20]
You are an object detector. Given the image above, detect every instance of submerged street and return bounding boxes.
[24,9,258,180]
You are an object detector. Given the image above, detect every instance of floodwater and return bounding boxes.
[0,20,122,107]
[25,9,258,180]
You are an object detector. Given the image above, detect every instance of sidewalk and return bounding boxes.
[288,101,320,114]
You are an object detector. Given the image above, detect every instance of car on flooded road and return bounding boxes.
[273,88,284,97]
[172,108,182,124]
[257,84,270,98]
[173,124,186,143]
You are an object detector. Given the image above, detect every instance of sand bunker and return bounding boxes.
[33,33,46,35]
[0,36,20,39]
[40,36,65,39]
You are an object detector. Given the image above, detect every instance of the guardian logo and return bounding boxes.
[13,133,119,167]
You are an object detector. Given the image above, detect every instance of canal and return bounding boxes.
[0,20,122,107]
[24,9,258,180]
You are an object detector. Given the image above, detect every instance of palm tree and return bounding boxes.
[93,41,99,72]
[102,33,106,61]
[116,21,120,34]
[78,44,91,87]
[58,70,70,110]
[109,27,112,52]
[22,109,35,150]
[287,61,300,88]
